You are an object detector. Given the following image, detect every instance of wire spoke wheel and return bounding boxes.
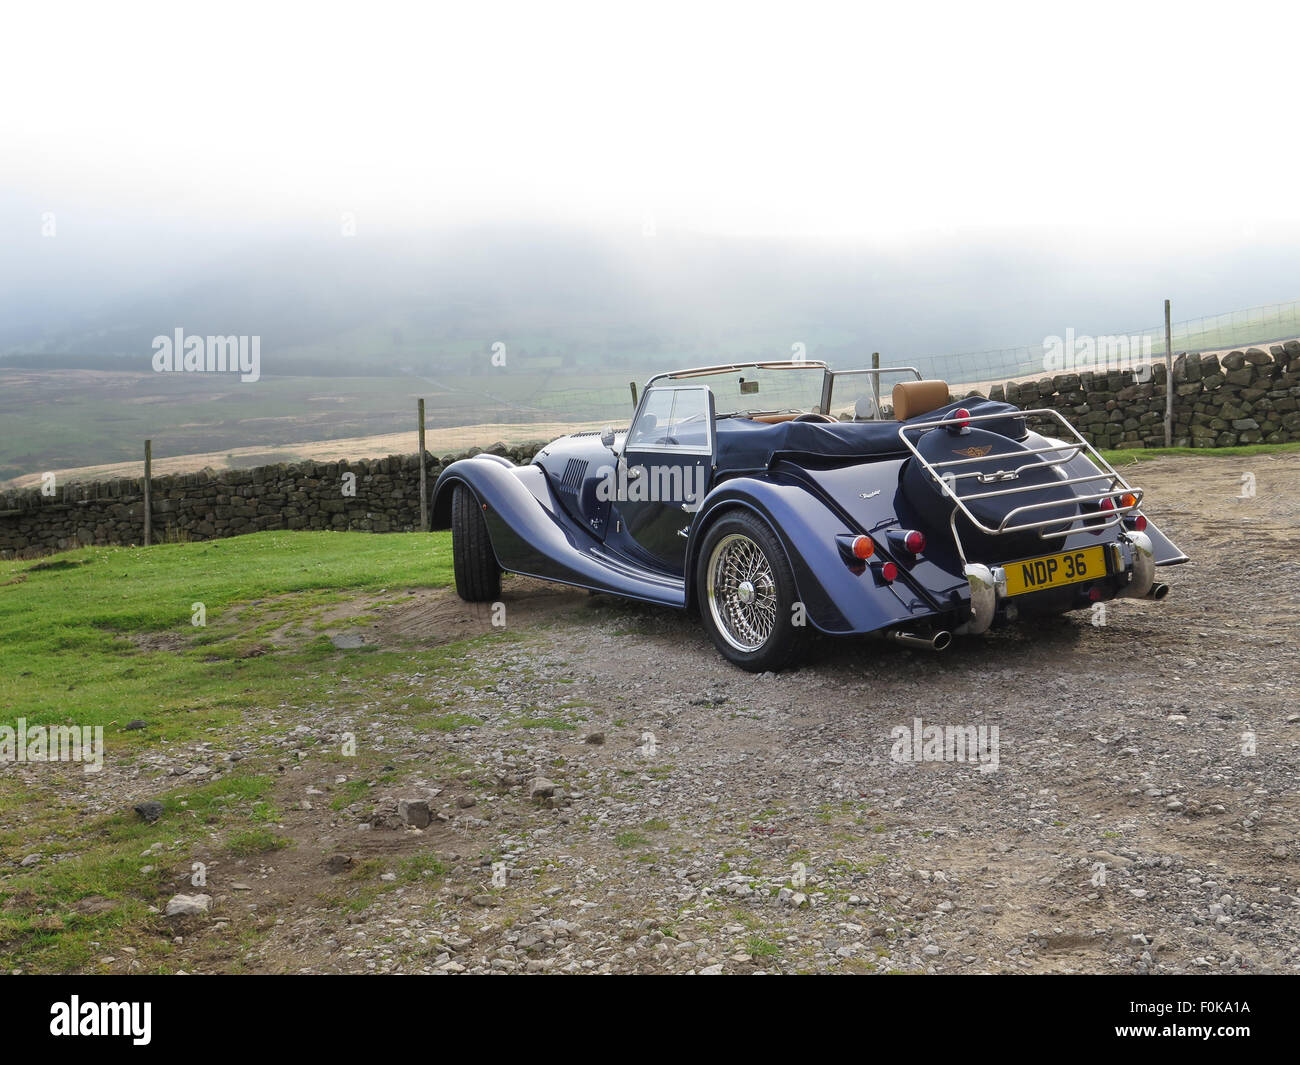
[707,533,777,653]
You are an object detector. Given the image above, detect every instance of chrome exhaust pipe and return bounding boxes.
[1145,582,1169,600]
[886,629,952,652]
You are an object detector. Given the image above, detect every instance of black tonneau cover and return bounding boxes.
[715,399,1025,471]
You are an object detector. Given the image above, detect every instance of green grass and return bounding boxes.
[0,771,283,972]
[0,529,458,972]
[1101,441,1300,465]
[746,935,782,958]
[397,853,448,883]
[0,530,451,736]
[226,827,291,856]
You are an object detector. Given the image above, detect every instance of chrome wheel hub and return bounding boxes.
[706,534,777,653]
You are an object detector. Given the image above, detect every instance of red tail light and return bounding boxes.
[1099,497,1115,512]
[1125,513,1148,532]
[851,535,874,560]
[903,530,926,554]
[947,408,971,431]
[880,561,899,582]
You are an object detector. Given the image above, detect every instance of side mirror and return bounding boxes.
[599,426,617,451]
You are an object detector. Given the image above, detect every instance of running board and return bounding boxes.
[505,545,687,608]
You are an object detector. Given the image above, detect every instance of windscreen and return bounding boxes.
[667,366,828,417]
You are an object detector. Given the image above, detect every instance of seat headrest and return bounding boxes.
[893,380,952,421]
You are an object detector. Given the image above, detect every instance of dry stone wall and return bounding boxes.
[4,339,1298,559]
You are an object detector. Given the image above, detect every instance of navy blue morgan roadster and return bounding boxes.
[433,361,1186,671]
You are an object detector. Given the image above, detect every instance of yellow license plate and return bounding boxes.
[1004,545,1107,596]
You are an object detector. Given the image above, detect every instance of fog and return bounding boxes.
[2,0,1298,370]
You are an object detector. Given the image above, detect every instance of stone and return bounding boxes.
[133,801,164,823]
[530,778,558,801]
[398,799,432,827]
[164,893,212,917]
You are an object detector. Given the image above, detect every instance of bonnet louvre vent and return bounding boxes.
[560,459,589,495]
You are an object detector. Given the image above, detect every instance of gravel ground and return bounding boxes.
[14,450,1300,974]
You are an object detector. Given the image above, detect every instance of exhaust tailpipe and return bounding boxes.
[886,629,952,652]
[1145,582,1170,600]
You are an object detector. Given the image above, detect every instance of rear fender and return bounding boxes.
[686,476,951,636]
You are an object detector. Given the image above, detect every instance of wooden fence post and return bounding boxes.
[871,352,881,414]
[1164,300,1174,447]
[143,439,152,546]
[418,398,428,532]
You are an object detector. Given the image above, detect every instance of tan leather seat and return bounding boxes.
[893,380,952,421]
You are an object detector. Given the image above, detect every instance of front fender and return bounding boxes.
[432,458,684,607]
[686,476,952,636]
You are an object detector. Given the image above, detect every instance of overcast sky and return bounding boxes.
[2,0,1298,353]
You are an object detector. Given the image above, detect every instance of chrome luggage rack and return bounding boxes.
[897,407,1144,560]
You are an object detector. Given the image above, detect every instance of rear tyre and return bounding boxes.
[696,511,807,672]
[451,484,501,602]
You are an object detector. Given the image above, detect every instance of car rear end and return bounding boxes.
[895,405,1183,635]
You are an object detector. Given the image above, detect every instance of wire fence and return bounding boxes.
[917,297,1300,387]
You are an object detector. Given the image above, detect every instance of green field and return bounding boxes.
[0,530,462,972]
[0,531,452,734]
[1100,441,1300,466]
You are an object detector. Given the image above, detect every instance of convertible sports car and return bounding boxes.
[433,361,1186,671]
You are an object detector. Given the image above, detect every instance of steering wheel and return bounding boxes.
[792,413,836,423]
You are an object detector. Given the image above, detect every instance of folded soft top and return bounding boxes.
[715,398,1024,470]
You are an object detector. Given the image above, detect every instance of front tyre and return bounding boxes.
[696,511,807,672]
[451,484,501,602]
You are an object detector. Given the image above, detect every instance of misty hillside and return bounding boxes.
[7,224,1300,379]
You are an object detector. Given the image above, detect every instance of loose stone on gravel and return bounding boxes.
[165,894,212,917]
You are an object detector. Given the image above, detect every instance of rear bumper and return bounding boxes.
[954,530,1157,635]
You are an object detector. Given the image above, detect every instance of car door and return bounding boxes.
[614,385,716,573]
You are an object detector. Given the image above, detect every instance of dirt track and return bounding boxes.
[184,448,1293,975]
